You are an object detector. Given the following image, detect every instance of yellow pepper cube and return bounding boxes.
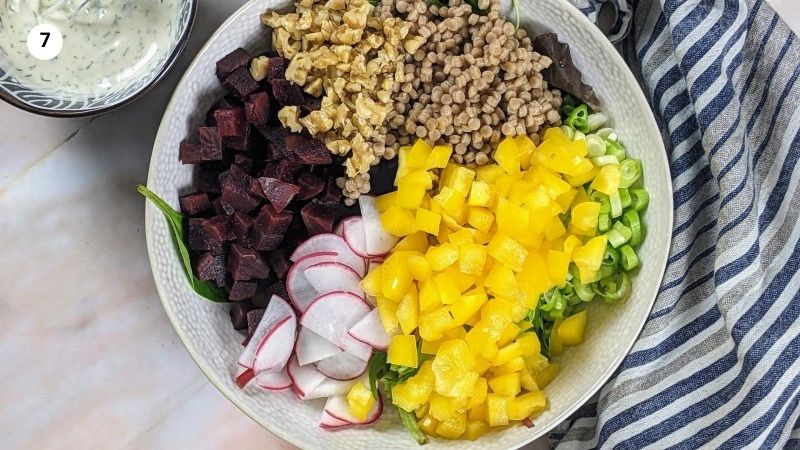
[572,235,608,271]
[433,186,466,216]
[487,233,528,272]
[395,146,413,185]
[492,356,526,375]
[563,234,583,258]
[558,310,588,345]
[450,287,488,326]
[429,392,468,421]
[381,256,414,301]
[376,191,397,212]
[497,323,521,347]
[376,296,400,335]
[346,381,376,421]
[493,342,524,366]
[393,231,430,253]
[523,352,550,375]
[415,207,441,235]
[465,328,499,360]
[591,164,621,195]
[425,243,459,271]
[388,335,418,368]
[408,139,432,168]
[392,361,435,411]
[508,391,546,420]
[418,280,441,312]
[484,264,519,298]
[396,183,428,210]
[494,137,521,174]
[544,216,567,241]
[433,272,461,305]
[486,394,511,427]
[516,332,542,356]
[436,412,467,439]
[381,206,417,237]
[555,188,578,212]
[468,402,487,421]
[467,377,488,409]
[537,167,573,198]
[399,170,435,189]
[488,372,521,397]
[495,173,518,197]
[469,229,493,245]
[549,319,564,357]
[431,339,478,398]
[579,266,600,284]
[443,325,468,339]
[419,306,453,341]
[458,243,488,276]
[479,297,515,333]
[465,420,491,441]
[546,249,570,287]
[448,228,474,246]
[426,145,453,169]
[404,252,432,281]
[446,166,477,197]
[571,201,601,234]
[474,357,492,375]
[468,207,495,233]
[536,363,561,389]
[360,265,384,297]
[496,197,530,238]
[417,414,439,435]
[397,286,420,335]
[421,338,442,355]
[515,135,537,169]
[520,368,539,391]
[474,164,504,184]
[565,164,599,187]
[517,251,554,300]
[468,180,493,207]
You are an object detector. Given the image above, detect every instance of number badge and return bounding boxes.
[27,24,63,61]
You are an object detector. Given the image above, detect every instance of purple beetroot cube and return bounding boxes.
[219,165,261,213]
[180,192,211,216]
[228,244,270,281]
[216,48,251,81]
[226,127,252,152]
[296,172,325,200]
[257,177,300,213]
[230,212,253,242]
[248,230,284,251]
[246,308,265,341]
[230,301,252,331]
[268,249,291,280]
[245,92,272,126]
[197,170,222,194]
[266,57,289,81]
[270,79,305,106]
[214,108,247,138]
[212,197,236,216]
[203,215,235,242]
[285,134,332,165]
[301,200,336,236]
[179,139,223,164]
[187,218,226,255]
[267,280,289,300]
[224,67,260,100]
[234,153,254,173]
[194,252,227,287]
[254,204,293,236]
[229,280,258,301]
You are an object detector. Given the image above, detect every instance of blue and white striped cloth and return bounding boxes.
[553,0,800,448]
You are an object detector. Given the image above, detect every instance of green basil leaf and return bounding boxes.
[138,185,227,302]
[368,351,388,399]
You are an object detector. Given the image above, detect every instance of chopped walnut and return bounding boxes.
[278,106,303,133]
[249,56,270,81]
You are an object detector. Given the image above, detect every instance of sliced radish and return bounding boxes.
[320,410,351,428]
[289,234,366,277]
[255,368,292,391]
[287,356,327,397]
[295,327,342,366]
[253,315,296,374]
[341,333,373,362]
[359,196,398,257]
[315,351,369,380]
[324,393,383,425]
[348,309,392,350]
[303,377,358,399]
[238,295,294,369]
[286,252,337,313]
[303,262,365,298]
[342,217,369,258]
[300,291,371,348]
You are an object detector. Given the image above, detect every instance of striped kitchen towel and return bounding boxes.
[553,0,800,448]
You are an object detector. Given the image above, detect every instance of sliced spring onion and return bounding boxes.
[560,125,575,140]
[608,221,632,248]
[619,159,642,188]
[602,246,620,268]
[573,130,586,141]
[619,187,632,209]
[585,134,607,157]
[622,210,643,246]
[609,190,623,218]
[594,127,617,141]
[631,188,649,211]
[590,191,611,213]
[586,112,608,131]
[598,213,611,232]
[575,282,596,302]
[592,155,620,166]
[620,245,640,271]
[566,104,589,133]
[606,143,626,162]
[593,272,631,302]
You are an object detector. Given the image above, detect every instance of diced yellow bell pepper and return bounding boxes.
[450,288,488,326]
[457,243,488,276]
[468,402,487,421]
[426,145,453,169]
[520,368,539,391]
[547,249,570,287]
[565,164,599,187]
[393,231,430,253]
[484,264,519,298]
[523,352,550,375]
[508,391,546,420]
[467,207,495,233]
[465,420,491,441]
[517,251,554,301]
[396,183,427,210]
[415,207,441,235]
[397,286,419,335]
[497,323,521,347]
[392,360,435,411]
[571,201,601,234]
[475,164,505,183]
[417,414,439,435]
[445,267,477,292]
[549,319,564,357]
[408,139,432,167]
[488,372,521,397]
[416,402,429,419]
[418,280,441,312]
[394,146,412,185]
[381,256,414,301]
[496,197,531,238]
[572,235,608,271]
[591,164,621,195]
[445,166,476,198]
[515,135,537,169]
[493,342,524,366]
[486,394,511,427]
[443,326,467,339]
[558,310,588,345]
[419,306,453,341]
[402,252,432,282]
[478,298,515,338]
[494,173,518,197]
[563,234,583,258]
[347,381,376,421]
[544,216,567,241]
[432,339,478,398]
[555,188,578,212]
[376,296,400,335]
[388,334,418,368]
[376,191,397,212]
[436,412,467,439]
[448,229,474,246]
[433,186,466,216]
[360,265,383,297]
[425,243,459,271]
[487,233,528,272]
[421,338,442,355]
[381,206,417,237]
[468,180,493,207]
[433,272,461,305]
[536,363,560,389]
[492,356,526,375]
[494,137,521,175]
[474,357,492,375]
[536,167,573,198]
[429,393,469,421]
[579,266,601,283]
[516,332,542,356]
[467,377,488,409]
[399,170,435,189]
[465,326,499,360]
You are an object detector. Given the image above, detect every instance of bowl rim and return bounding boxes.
[0,0,198,118]
[145,0,675,447]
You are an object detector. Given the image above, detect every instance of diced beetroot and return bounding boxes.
[197,170,222,194]
[265,142,280,161]
[219,165,260,213]
[285,134,332,165]
[270,79,305,106]
[179,139,223,164]
[226,126,252,152]
[248,229,284,251]
[234,153,254,173]
[260,158,302,184]
[369,156,400,196]
[214,108,247,138]
[230,301,253,331]
[254,204,293,236]
[301,200,337,236]
[224,67,260,100]
[257,177,300,213]
[229,280,258,301]
[194,252,227,287]
[245,92,271,126]
[203,215,235,242]
[256,125,287,149]
[268,249,291,280]
[296,172,325,200]
[300,95,322,116]
[320,177,344,205]
[179,192,211,216]
[266,56,289,81]
[246,308,265,339]
[187,218,226,255]
[228,244,270,280]
[231,212,253,242]
[212,197,236,216]
[216,48,251,81]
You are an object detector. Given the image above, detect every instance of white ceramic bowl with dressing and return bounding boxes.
[0,0,197,117]
[144,0,673,448]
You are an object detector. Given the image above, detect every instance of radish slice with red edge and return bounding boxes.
[302,376,359,399]
[348,309,392,350]
[238,295,294,370]
[253,315,296,374]
[286,252,336,313]
[286,356,326,398]
[320,410,351,428]
[340,333,373,362]
[359,196,398,257]
[255,368,292,391]
[342,217,369,258]
[300,291,371,348]
[303,262,365,298]
[295,327,342,366]
[323,392,383,425]
[289,234,366,277]
[315,351,368,381]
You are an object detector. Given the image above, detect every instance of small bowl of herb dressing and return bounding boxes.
[0,0,196,117]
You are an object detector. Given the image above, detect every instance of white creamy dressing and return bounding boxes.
[0,0,178,96]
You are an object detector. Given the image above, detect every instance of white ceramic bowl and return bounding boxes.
[144,0,673,448]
